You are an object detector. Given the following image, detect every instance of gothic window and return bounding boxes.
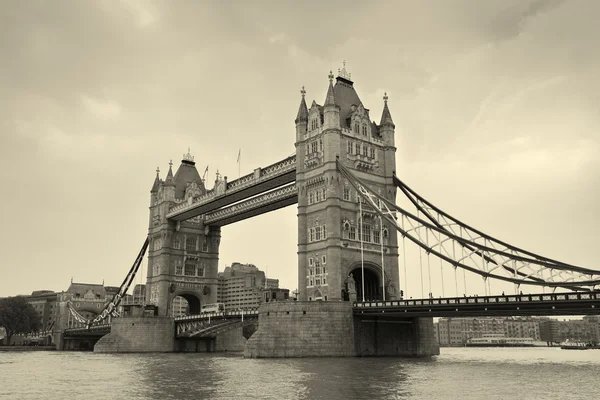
[319,138,323,152]
[202,240,208,252]
[197,263,205,277]
[374,228,381,244]
[370,147,376,159]
[308,192,314,204]
[184,261,196,276]
[321,188,327,200]
[349,226,356,240]
[362,144,367,156]
[360,223,372,242]
[309,257,313,266]
[185,236,197,251]
[315,227,321,241]
[310,141,318,153]
[315,190,321,202]
[175,260,183,275]
[322,255,327,265]
[173,237,181,250]
[309,228,315,242]
[354,122,359,133]
[343,187,350,201]
[383,227,389,245]
[153,264,160,276]
[347,141,352,154]
[354,143,359,155]
[362,124,367,136]
[153,238,162,251]
[149,286,159,305]
[321,225,326,239]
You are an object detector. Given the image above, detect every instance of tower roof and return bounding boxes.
[380,92,395,128]
[173,149,206,199]
[333,77,362,128]
[295,86,308,124]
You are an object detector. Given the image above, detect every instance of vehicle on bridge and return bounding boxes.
[201,303,225,314]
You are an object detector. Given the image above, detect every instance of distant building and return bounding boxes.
[25,290,58,332]
[216,262,287,310]
[503,317,541,341]
[263,288,290,303]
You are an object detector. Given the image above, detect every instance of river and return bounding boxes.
[0,347,596,399]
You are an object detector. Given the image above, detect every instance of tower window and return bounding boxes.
[362,125,367,136]
[202,240,208,252]
[185,236,197,251]
[343,187,350,201]
[370,147,376,159]
[354,122,359,134]
[347,141,352,154]
[349,226,356,240]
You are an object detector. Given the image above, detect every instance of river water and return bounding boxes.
[0,347,597,399]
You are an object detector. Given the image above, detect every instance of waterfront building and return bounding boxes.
[25,290,58,332]
[504,317,541,341]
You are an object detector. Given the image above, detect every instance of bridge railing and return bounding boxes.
[174,309,259,322]
[63,324,112,334]
[167,156,296,218]
[354,291,600,309]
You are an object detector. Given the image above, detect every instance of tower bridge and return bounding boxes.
[57,64,600,356]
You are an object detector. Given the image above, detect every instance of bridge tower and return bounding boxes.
[146,150,221,317]
[295,65,399,302]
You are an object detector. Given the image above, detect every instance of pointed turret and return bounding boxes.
[295,86,308,124]
[379,92,395,146]
[164,160,175,186]
[380,92,395,128]
[323,71,340,130]
[295,86,309,141]
[151,167,160,193]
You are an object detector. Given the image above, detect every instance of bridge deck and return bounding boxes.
[354,292,600,317]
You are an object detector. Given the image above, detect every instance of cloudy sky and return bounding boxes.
[1,0,598,298]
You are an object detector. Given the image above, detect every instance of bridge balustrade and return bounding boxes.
[354,291,600,309]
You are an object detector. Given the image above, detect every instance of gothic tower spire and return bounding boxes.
[379,92,395,147]
[151,167,160,193]
[295,86,309,141]
[323,71,340,130]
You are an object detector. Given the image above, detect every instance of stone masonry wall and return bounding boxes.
[94,317,174,353]
[244,301,355,358]
[354,316,440,356]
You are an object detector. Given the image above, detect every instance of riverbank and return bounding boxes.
[0,346,56,351]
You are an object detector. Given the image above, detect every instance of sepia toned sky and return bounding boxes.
[1,0,599,298]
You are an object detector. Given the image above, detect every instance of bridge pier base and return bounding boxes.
[94,317,175,353]
[353,316,440,357]
[244,302,439,358]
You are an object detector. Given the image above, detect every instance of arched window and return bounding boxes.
[185,236,197,251]
[354,122,359,133]
[362,124,367,136]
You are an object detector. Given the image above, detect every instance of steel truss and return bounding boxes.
[336,161,600,291]
[67,238,149,328]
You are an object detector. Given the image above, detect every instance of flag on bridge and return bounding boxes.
[237,148,241,164]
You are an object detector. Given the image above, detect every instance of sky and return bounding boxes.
[1,0,599,298]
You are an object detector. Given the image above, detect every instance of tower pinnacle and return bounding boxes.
[337,60,352,81]
[380,92,394,127]
[295,86,309,124]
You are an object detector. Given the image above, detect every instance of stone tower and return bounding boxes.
[146,150,221,316]
[295,65,400,302]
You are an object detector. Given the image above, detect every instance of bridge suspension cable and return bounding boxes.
[336,161,600,291]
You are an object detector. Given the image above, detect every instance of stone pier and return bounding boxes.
[244,301,439,358]
[95,317,175,353]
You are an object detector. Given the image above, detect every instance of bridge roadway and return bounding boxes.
[167,156,296,222]
[63,291,600,338]
[354,291,600,318]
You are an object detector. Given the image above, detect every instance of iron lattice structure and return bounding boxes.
[336,161,600,293]
[67,238,149,328]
